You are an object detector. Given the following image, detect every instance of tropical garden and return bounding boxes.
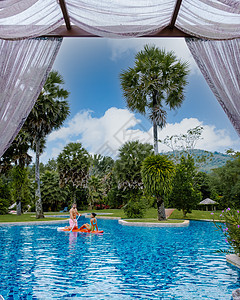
[1,44,240,252]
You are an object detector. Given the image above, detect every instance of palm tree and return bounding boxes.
[57,142,90,204]
[41,170,68,212]
[24,71,70,218]
[114,140,153,191]
[88,175,104,209]
[141,154,175,220]
[120,45,189,154]
[0,130,32,215]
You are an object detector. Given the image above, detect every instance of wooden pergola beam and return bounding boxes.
[45,25,192,38]
[169,0,183,29]
[59,0,71,30]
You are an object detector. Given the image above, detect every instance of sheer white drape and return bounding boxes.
[0,0,239,39]
[66,0,174,38]
[186,38,240,136]
[0,37,62,157]
[177,0,240,39]
[0,0,63,39]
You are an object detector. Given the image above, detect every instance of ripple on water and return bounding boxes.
[0,220,239,299]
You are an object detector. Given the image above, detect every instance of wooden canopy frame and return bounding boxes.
[49,0,191,38]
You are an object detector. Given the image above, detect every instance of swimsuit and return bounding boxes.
[69,218,78,228]
[90,219,97,231]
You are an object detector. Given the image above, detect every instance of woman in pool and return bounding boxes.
[80,213,98,232]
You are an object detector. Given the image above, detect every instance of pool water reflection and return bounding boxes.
[0,219,239,299]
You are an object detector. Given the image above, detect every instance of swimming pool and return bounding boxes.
[0,219,239,299]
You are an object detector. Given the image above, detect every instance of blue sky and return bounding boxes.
[40,37,240,163]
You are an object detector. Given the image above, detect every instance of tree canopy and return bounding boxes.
[120,44,189,153]
[141,154,175,220]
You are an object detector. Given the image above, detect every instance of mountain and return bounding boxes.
[162,149,233,173]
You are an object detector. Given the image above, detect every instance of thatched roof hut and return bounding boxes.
[199,198,219,211]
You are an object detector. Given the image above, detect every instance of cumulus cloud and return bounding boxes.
[157,118,237,153]
[107,38,200,75]
[43,107,238,162]
[47,107,149,157]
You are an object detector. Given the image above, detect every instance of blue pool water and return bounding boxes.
[0,219,239,299]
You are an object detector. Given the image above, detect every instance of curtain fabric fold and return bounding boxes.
[66,0,174,38]
[177,0,240,39]
[185,38,240,136]
[0,0,239,39]
[0,37,62,158]
[0,0,63,39]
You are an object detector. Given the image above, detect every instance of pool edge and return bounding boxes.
[118,219,190,227]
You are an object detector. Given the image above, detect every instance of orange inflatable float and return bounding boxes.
[57,227,103,234]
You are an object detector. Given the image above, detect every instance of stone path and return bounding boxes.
[165,208,175,218]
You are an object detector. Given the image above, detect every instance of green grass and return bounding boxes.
[81,209,127,218]
[168,209,222,220]
[82,208,160,219]
[0,214,67,222]
[0,208,221,223]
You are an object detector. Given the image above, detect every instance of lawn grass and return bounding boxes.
[168,209,221,220]
[82,208,159,219]
[81,209,128,218]
[0,208,221,223]
[0,214,67,223]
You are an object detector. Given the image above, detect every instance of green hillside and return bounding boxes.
[163,149,233,173]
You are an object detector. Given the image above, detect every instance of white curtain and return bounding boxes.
[0,37,62,158]
[186,38,240,136]
[66,0,174,38]
[0,0,239,39]
[0,0,64,39]
[177,0,240,39]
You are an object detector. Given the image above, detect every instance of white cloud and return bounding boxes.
[107,38,200,75]
[43,107,238,162]
[157,118,237,153]
[47,107,149,158]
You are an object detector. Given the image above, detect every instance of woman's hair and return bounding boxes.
[91,213,96,217]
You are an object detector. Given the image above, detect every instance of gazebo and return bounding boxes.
[0,1,240,158]
[199,198,219,211]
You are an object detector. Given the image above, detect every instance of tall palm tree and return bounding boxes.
[120,45,189,154]
[57,142,90,204]
[24,71,70,218]
[88,175,104,209]
[114,140,153,191]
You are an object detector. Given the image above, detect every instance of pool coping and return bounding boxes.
[118,219,190,227]
[226,254,240,268]
[0,216,189,227]
[0,215,123,226]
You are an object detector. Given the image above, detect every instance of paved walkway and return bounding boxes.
[165,208,175,218]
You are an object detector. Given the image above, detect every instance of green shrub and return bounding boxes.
[124,196,146,218]
[213,208,240,254]
[0,198,10,215]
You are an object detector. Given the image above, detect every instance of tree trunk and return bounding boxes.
[157,197,166,221]
[16,200,21,216]
[73,188,76,204]
[89,195,93,210]
[182,209,187,217]
[153,120,158,155]
[152,94,158,155]
[35,139,44,219]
